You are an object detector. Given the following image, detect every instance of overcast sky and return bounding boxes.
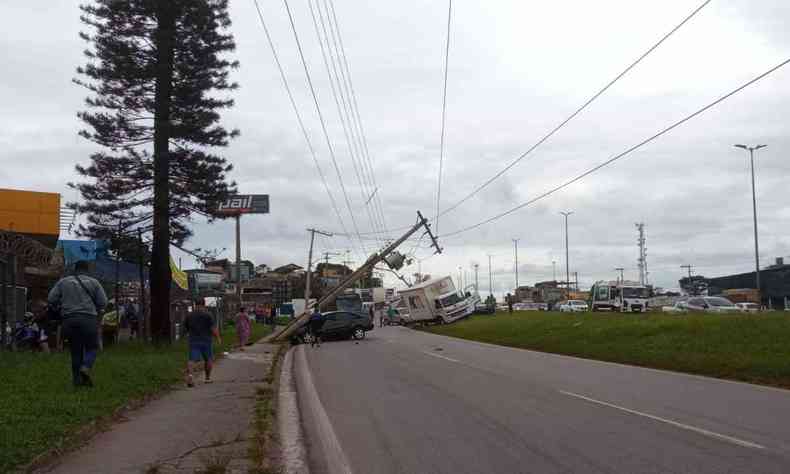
[2,0,789,296]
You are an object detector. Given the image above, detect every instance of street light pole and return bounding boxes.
[488,255,493,297]
[473,263,479,293]
[734,144,766,297]
[560,211,573,295]
[513,238,519,291]
[552,260,556,282]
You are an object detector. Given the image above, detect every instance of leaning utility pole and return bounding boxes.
[636,222,648,285]
[275,211,440,341]
[305,228,333,314]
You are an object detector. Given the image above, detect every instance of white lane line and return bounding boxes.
[559,390,765,450]
[423,351,461,363]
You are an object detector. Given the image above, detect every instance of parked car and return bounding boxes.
[735,302,760,313]
[662,301,688,313]
[289,311,374,345]
[559,300,589,312]
[383,308,409,325]
[684,296,739,313]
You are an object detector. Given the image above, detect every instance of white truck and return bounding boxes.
[398,276,479,324]
[590,280,650,313]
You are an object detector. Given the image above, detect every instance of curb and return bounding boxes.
[293,345,353,474]
[279,346,310,474]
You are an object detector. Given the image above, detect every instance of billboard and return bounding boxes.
[0,188,60,237]
[217,194,269,215]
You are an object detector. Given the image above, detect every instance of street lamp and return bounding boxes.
[734,144,766,296]
[560,211,573,295]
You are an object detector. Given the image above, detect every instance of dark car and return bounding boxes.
[290,311,373,345]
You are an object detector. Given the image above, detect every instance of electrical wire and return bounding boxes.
[437,0,713,218]
[324,0,392,243]
[440,56,790,238]
[307,0,385,247]
[435,0,453,237]
[281,0,368,255]
[251,0,362,261]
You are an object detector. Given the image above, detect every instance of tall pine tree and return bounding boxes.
[72,0,239,343]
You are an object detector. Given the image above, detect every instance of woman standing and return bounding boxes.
[235,306,251,351]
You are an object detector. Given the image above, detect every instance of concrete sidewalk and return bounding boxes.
[39,341,278,474]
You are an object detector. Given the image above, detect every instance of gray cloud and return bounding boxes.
[2,0,789,294]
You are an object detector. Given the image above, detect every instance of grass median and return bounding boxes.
[0,322,271,473]
[424,311,790,389]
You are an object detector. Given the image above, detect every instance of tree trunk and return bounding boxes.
[150,4,176,344]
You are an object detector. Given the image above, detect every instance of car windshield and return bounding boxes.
[706,297,734,307]
[622,287,649,298]
[439,293,463,307]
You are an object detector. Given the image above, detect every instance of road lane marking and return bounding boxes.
[559,390,765,450]
[423,351,460,363]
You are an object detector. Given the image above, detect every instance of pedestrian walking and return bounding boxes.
[184,298,222,387]
[235,306,251,350]
[48,260,108,387]
[125,300,139,340]
[308,308,324,348]
[387,305,396,326]
[507,293,514,314]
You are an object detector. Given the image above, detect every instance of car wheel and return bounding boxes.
[352,327,365,340]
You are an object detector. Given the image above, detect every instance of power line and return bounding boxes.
[436,0,713,218]
[441,56,790,238]
[251,0,362,260]
[324,0,392,243]
[281,0,368,256]
[307,0,385,247]
[435,0,453,237]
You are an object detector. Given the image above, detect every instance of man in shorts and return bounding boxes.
[184,298,222,387]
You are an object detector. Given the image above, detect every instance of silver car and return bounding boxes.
[684,296,739,313]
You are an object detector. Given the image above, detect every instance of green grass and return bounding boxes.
[424,311,790,389]
[0,323,271,473]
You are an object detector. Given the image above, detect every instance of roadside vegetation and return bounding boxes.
[424,311,790,389]
[0,323,271,473]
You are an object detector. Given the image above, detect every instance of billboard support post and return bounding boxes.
[236,214,241,303]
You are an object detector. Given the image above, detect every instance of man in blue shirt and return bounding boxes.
[308,308,324,348]
[184,298,222,387]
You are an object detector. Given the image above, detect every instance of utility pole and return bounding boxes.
[574,271,579,291]
[615,267,624,283]
[473,263,479,293]
[681,264,693,279]
[513,238,520,290]
[305,228,333,314]
[488,255,494,297]
[636,222,648,285]
[458,266,463,288]
[734,144,766,296]
[560,211,573,294]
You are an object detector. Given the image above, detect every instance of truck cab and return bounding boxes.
[590,280,650,313]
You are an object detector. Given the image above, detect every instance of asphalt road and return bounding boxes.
[296,325,790,474]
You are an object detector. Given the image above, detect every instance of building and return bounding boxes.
[513,285,533,303]
[701,258,790,309]
[272,263,303,275]
[205,258,255,283]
